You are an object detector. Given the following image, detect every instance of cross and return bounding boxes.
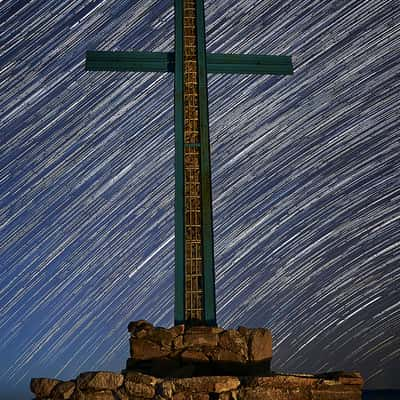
[85,0,293,327]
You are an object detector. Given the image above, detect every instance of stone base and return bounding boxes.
[30,321,363,399]
[126,320,272,378]
[31,370,363,399]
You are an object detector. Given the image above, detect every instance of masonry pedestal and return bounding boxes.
[30,320,363,400]
[125,320,272,378]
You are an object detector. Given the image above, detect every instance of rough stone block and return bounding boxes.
[246,374,318,388]
[170,324,185,336]
[184,327,219,347]
[51,381,75,399]
[147,327,177,348]
[130,338,170,360]
[181,349,209,363]
[124,371,158,386]
[238,387,303,400]
[173,376,240,394]
[115,387,129,400]
[31,378,63,398]
[311,389,362,400]
[193,394,210,400]
[172,392,186,400]
[218,392,238,400]
[208,348,245,363]
[71,390,115,400]
[76,371,124,391]
[315,371,363,386]
[125,381,155,398]
[237,326,252,341]
[173,393,209,400]
[214,377,241,393]
[218,330,248,358]
[172,334,184,350]
[157,380,175,398]
[248,328,272,361]
[186,326,224,335]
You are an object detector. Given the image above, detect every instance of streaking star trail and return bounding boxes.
[0,1,399,399]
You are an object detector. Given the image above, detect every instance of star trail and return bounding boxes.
[0,0,399,398]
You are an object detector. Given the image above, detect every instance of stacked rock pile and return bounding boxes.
[30,370,363,399]
[30,320,363,399]
[125,320,272,377]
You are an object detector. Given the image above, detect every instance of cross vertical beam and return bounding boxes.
[180,0,216,326]
[195,0,216,326]
[183,0,204,324]
[174,0,185,326]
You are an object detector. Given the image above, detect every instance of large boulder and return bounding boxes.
[51,381,76,399]
[31,378,63,398]
[130,338,170,360]
[76,371,124,391]
[218,330,247,359]
[248,328,272,361]
[124,371,157,398]
[124,381,155,398]
[124,371,158,386]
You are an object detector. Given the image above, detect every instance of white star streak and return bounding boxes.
[0,0,399,399]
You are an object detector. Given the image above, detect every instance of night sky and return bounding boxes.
[1,0,399,398]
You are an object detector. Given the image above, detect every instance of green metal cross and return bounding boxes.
[85,0,293,327]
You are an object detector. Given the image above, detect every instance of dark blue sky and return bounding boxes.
[0,0,399,399]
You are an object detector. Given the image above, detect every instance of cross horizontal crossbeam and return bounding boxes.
[85,51,293,75]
